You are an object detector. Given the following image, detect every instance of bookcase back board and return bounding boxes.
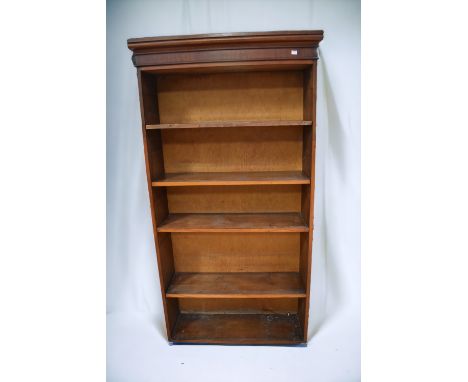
[128,30,324,345]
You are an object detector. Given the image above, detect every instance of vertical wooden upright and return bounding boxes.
[128,30,324,345]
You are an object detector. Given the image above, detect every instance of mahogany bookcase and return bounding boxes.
[127,30,324,345]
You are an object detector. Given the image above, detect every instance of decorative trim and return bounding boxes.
[128,30,324,68]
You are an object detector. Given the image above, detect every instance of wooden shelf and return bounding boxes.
[166,272,306,298]
[157,213,308,233]
[152,171,310,187]
[146,120,312,130]
[171,313,303,344]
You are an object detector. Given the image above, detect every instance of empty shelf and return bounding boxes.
[157,213,308,232]
[171,313,304,344]
[166,272,306,298]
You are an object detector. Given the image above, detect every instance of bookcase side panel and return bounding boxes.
[298,62,318,340]
[137,70,179,338]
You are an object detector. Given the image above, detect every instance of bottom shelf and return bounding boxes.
[171,313,304,345]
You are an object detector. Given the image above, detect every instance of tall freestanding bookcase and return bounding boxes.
[128,30,324,345]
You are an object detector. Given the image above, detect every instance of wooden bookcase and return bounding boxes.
[127,30,324,345]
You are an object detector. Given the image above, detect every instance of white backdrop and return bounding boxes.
[107,0,360,381]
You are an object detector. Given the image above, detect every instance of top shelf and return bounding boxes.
[146,120,312,130]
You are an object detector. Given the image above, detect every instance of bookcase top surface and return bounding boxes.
[127,30,324,50]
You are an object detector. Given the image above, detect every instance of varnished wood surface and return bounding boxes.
[167,185,301,213]
[147,120,312,130]
[140,60,314,74]
[172,233,299,273]
[171,313,304,344]
[129,30,323,345]
[157,71,303,123]
[128,30,324,46]
[161,126,303,173]
[297,63,318,341]
[133,47,317,67]
[157,213,308,233]
[179,298,298,314]
[166,272,306,298]
[128,31,323,69]
[137,71,180,338]
[152,171,310,187]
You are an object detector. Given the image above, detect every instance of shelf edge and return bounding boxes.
[146,120,312,130]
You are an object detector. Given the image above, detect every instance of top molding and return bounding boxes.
[127,30,324,70]
[128,30,324,49]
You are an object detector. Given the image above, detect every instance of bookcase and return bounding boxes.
[127,30,324,345]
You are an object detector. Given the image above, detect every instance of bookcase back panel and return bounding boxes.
[156,71,303,123]
[167,185,301,213]
[161,126,303,173]
[172,232,299,272]
[179,298,299,314]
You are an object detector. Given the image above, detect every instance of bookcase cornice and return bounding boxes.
[128,30,324,68]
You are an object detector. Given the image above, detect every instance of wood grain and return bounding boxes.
[129,30,324,345]
[140,60,314,74]
[172,232,299,273]
[166,272,306,298]
[128,30,324,48]
[147,120,311,130]
[166,185,301,213]
[137,70,179,338]
[171,313,304,344]
[133,47,317,67]
[157,71,303,123]
[179,298,298,314]
[128,30,323,71]
[157,213,308,233]
[162,125,303,173]
[297,63,319,341]
[153,171,310,186]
